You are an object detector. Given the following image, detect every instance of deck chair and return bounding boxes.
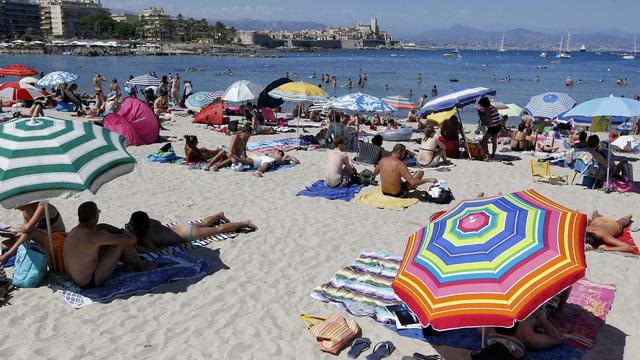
[530,159,567,184]
[261,108,291,127]
[570,151,599,189]
[356,140,382,165]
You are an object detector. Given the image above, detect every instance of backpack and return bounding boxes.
[424,187,454,204]
[12,241,48,288]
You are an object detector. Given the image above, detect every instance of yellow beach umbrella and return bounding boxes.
[268,81,327,102]
[498,103,524,118]
[426,109,457,125]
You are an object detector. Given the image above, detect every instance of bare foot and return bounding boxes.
[217,212,230,223]
[476,192,485,198]
[242,220,258,232]
[252,171,264,177]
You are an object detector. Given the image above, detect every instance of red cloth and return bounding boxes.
[439,136,460,158]
[617,227,640,254]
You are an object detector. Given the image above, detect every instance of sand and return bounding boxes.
[0,110,638,359]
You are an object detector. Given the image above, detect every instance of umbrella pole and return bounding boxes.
[605,118,612,192]
[43,201,57,272]
[481,327,485,348]
[455,108,473,160]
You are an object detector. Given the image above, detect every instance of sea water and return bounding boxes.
[2,50,638,123]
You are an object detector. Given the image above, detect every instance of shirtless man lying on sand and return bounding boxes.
[585,211,634,252]
[127,211,257,252]
[204,124,253,171]
[63,202,156,289]
[230,150,300,177]
[374,144,436,198]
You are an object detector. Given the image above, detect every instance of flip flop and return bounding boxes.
[366,341,395,360]
[347,337,371,358]
[413,353,443,360]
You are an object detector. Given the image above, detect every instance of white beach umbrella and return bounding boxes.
[222,80,262,103]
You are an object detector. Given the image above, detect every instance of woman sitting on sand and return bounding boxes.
[511,124,533,151]
[126,211,257,252]
[417,124,451,167]
[183,135,223,163]
[0,202,66,271]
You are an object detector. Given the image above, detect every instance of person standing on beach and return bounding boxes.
[109,78,121,97]
[93,73,105,112]
[477,97,502,159]
[181,80,192,108]
[171,74,181,105]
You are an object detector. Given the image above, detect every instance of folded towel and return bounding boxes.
[297,180,363,201]
[353,188,419,211]
[49,252,212,308]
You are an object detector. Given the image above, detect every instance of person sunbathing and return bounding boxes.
[63,202,156,289]
[126,211,257,252]
[325,136,355,187]
[585,210,633,252]
[230,150,300,177]
[0,202,66,269]
[417,124,451,167]
[204,124,252,171]
[183,135,223,163]
[487,309,564,352]
[374,144,436,198]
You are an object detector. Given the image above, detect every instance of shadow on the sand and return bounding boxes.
[583,323,627,360]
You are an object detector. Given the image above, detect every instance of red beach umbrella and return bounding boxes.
[0,64,39,77]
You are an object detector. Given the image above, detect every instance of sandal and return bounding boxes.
[366,341,395,360]
[347,337,371,358]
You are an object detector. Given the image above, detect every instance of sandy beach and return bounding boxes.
[0,108,638,360]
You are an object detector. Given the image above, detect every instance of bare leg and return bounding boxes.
[93,244,155,286]
[191,220,258,239]
[197,212,230,227]
[204,151,228,171]
[253,163,272,177]
[617,215,633,229]
[407,171,425,190]
[591,210,602,220]
[601,235,634,252]
[491,134,498,157]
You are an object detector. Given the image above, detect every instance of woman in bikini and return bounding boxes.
[126,211,257,252]
[0,202,66,271]
[417,124,450,167]
[183,135,223,163]
[511,123,531,151]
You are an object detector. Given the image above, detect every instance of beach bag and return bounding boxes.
[12,241,48,288]
[351,169,377,186]
[621,161,634,183]
[603,178,634,193]
[466,142,484,160]
[424,186,454,204]
[299,134,317,146]
[299,313,360,355]
[147,144,177,163]
[55,102,74,112]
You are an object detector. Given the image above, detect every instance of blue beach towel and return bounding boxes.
[49,252,211,308]
[297,180,363,201]
[389,325,585,360]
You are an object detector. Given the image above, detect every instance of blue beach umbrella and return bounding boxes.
[524,92,576,120]
[36,71,78,87]
[417,87,496,116]
[185,91,216,111]
[562,95,640,191]
[324,93,396,113]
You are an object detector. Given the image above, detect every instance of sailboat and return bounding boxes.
[556,33,571,59]
[497,31,507,53]
[565,33,572,53]
[622,34,636,60]
[539,36,548,58]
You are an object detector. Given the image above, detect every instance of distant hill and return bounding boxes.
[408,26,633,49]
[208,18,327,32]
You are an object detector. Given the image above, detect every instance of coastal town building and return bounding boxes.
[0,0,41,39]
[111,12,137,24]
[237,18,395,49]
[37,0,107,38]
[138,7,209,42]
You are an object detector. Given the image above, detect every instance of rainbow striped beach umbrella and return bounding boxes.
[392,190,587,331]
[382,95,416,110]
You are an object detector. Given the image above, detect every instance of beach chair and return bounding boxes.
[357,140,382,165]
[261,108,291,127]
[570,152,599,189]
[530,159,567,184]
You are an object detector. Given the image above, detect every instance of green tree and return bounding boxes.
[79,12,115,39]
[113,22,136,40]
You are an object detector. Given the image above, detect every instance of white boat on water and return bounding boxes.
[556,33,571,59]
[580,44,586,52]
[497,32,507,53]
[622,34,636,60]
[539,36,548,58]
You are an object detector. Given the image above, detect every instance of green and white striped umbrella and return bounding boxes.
[0,117,136,209]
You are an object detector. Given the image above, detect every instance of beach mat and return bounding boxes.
[297,180,363,201]
[49,252,211,309]
[353,188,419,210]
[391,326,585,360]
[311,251,403,323]
[552,279,616,350]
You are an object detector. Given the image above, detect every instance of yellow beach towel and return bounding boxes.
[353,188,419,211]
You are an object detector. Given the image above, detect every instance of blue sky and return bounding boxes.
[103,0,640,35]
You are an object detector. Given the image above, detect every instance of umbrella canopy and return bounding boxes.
[185,91,217,111]
[418,87,496,116]
[268,81,327,102]
[0,64,38,77]
[498,103,524,118]
[258,77,292,109]
[308,99,333,112]
[324,93,396,113]
[36,71,78,87]
[127,74,161,87]
[0,117,136,209]
[562,95,640,119]
[426,109,457,125]
[19,77,39,85]
[392,190,587,330]
[0,82,44,102]
[382,95,416,110]
[223,80,262,103]
[524,92,576,119]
